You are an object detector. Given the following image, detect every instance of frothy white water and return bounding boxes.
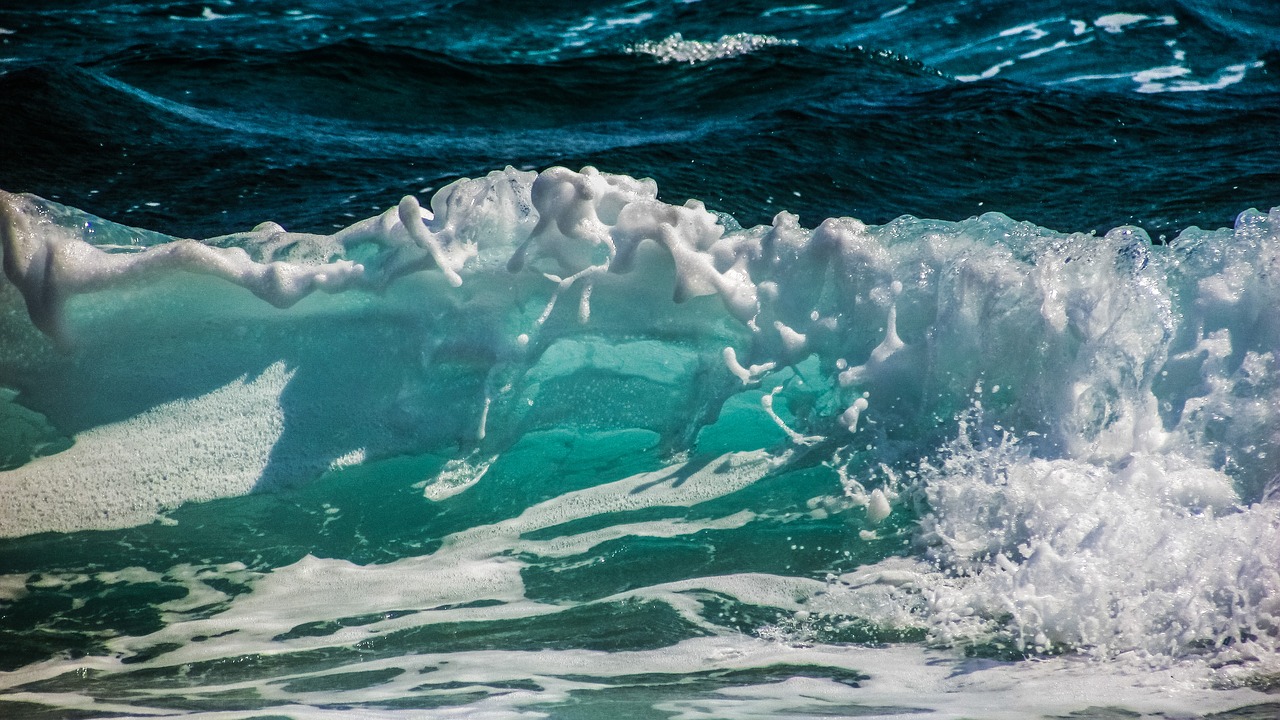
[822,415,1280,678]
[3,638,1271,720]
[87,449,778,667]
[627,33,795,64]
[0,445,1272,718]
[0,362,291,536]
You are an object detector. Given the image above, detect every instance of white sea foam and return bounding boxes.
[1133,61,1264,93]
[2,439,1271,718]
[0,362,291,536]
[628,33,795,64]
[1095,13,1150,33]
[4,627,1269,719]
[32,449,778,670]
[0,573,28,601]
[910,420,1279,668]
[952,13,1239,92]
[955,59,1013,82]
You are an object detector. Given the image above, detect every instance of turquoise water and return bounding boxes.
[1,2,1278,718]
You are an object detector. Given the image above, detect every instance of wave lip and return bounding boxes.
[0,191,367,346]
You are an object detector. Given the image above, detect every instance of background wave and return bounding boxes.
[1,1,1278,238]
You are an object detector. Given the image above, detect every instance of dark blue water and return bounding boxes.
[2,1,1278,239]
[1,2,1278,718]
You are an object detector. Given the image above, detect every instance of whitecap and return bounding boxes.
[1135,61,1264,93]
[629,32,796,64]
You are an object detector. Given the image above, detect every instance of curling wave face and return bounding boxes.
[0,167,1278,714]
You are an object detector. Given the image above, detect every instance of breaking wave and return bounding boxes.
[0,168,1273,720]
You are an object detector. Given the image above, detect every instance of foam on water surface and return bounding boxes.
[628,33,796,64]
[0,362,290,536]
